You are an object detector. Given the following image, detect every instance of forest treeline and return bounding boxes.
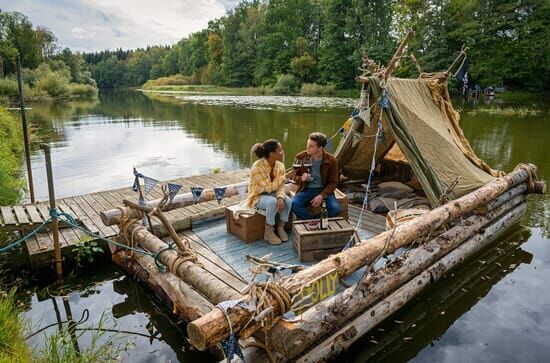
[0,11,98,101]
[84,0,549,91]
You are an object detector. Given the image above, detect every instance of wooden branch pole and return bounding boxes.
[384,30,415,80]
[267,194,526,360]
[101,181,248,226]
[297,202,526,362]
[122,222,241,304]
[187,166,536,351]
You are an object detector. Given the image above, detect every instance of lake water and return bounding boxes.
[18,90,549,362]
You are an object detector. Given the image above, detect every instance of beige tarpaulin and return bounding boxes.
[336,74,503,205]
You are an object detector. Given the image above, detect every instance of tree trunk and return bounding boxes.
[297,202,525,362]
[124,223,241,304]
[101,181,248,226]
[187,166,534,351]
[269,195,525,360]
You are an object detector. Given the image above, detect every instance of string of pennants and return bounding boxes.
[132,168,248,205]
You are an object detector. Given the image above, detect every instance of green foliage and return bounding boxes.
[0,108,23,205]
[73,236,104,267]
[300,82,336,96]
[290,52,317,82]
[0,78,27,99]
[37,72,70,97]
[67,83,98,99]
[0,290,31,363]
[142,74,193,89]
[272,73,301,95]
[37,313,130,363]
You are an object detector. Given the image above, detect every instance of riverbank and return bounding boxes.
[140,84,359,98]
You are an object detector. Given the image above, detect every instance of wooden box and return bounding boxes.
[292,217,354,262]
[225,205,265,243]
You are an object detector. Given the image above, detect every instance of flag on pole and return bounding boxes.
[143,176,158,195]
[190,187,204,204]
[214,187,227,204]
[139,196,148,226]
[167,183,182,202]
[132,178,138,192]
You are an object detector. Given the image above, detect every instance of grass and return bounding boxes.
[0,290,31,363]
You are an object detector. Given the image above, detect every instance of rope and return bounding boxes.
[343,89,389,250]
[513,163,537,193]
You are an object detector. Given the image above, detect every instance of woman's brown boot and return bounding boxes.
[264,224,282,245]
[277,221,289,242]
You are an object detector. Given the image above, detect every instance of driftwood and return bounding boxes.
[101,181,248,226]
[268,195,525,360]
[186,166,536,351]
[297,202,525,362]
[122,222,241,304]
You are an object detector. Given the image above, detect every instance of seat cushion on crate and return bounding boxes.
[292,217,354,262]
[225,205,265,243]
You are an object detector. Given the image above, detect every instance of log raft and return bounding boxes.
[104,163,543,362]
[186,165,540,352]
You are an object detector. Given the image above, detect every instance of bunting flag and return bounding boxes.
[325,138,333,153]
[236,184,247,200]
[214,187,227,205]
[190,186,204,204]
[167,182,182,202]
[143,176,158,195]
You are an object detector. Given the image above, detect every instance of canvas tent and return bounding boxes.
[334,73,504,206]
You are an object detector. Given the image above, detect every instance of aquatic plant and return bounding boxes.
[0,289,31,362]
[73,236,104,267]
[467,106,541,117]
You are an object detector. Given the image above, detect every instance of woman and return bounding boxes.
[247,139,292,245]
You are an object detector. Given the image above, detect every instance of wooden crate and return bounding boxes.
[225,205,265,243]
[292,217,354,262]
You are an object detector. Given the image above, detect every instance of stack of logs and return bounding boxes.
[100,165,545,362]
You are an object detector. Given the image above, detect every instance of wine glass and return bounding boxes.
[292,158,303,171]
[303,156,313,181]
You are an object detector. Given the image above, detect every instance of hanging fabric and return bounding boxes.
[214,187,227,204]
[357,85,371,127]
[190,187,204,204]
[167,183,182,202]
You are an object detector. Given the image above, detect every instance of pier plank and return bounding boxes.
[13,206,30,225]
[1,207,17,226]
[25,205,43,224]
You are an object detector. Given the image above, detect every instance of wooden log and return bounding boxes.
[100,181,248,226]
[124,222,241,304]
[112,251,213,321]
[297,202,525,363]
[268,195,525,360]
[384,30,415,80]
[186,166,535,351]
[534,180,546,194]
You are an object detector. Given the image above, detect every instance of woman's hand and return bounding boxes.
[277,197,285,212]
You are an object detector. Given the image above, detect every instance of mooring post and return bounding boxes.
[16,55,35,203]
[40,143,63,280]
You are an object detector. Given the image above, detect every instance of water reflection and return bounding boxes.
[343,226,541,362]
[25,90,348,201]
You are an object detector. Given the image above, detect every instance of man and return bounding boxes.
[291,132,341,220]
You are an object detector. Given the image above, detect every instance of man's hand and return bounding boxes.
[310,194,323,208]
[301,173,311,182]
[277,198,285,212]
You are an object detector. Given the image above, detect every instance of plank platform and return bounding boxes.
[5,169,251,270]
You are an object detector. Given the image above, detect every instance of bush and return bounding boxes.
[37,72,70,97]
[0,78,30,99]
[272,74,301,95]
[142,74,193,89]
[0,108,23,204]
[300,82,337,96]
[68,83,98,99]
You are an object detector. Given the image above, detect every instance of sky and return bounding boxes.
[1,0,240,52]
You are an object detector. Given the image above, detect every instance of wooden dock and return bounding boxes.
[1,169,251,269]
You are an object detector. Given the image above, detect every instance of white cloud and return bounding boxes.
[0,0,240,51]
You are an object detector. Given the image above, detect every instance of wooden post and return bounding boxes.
[384,30,415,80]
[40,143,62,280]
[17,55,35,203]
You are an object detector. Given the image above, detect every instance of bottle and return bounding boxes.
[320,200,328,230]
